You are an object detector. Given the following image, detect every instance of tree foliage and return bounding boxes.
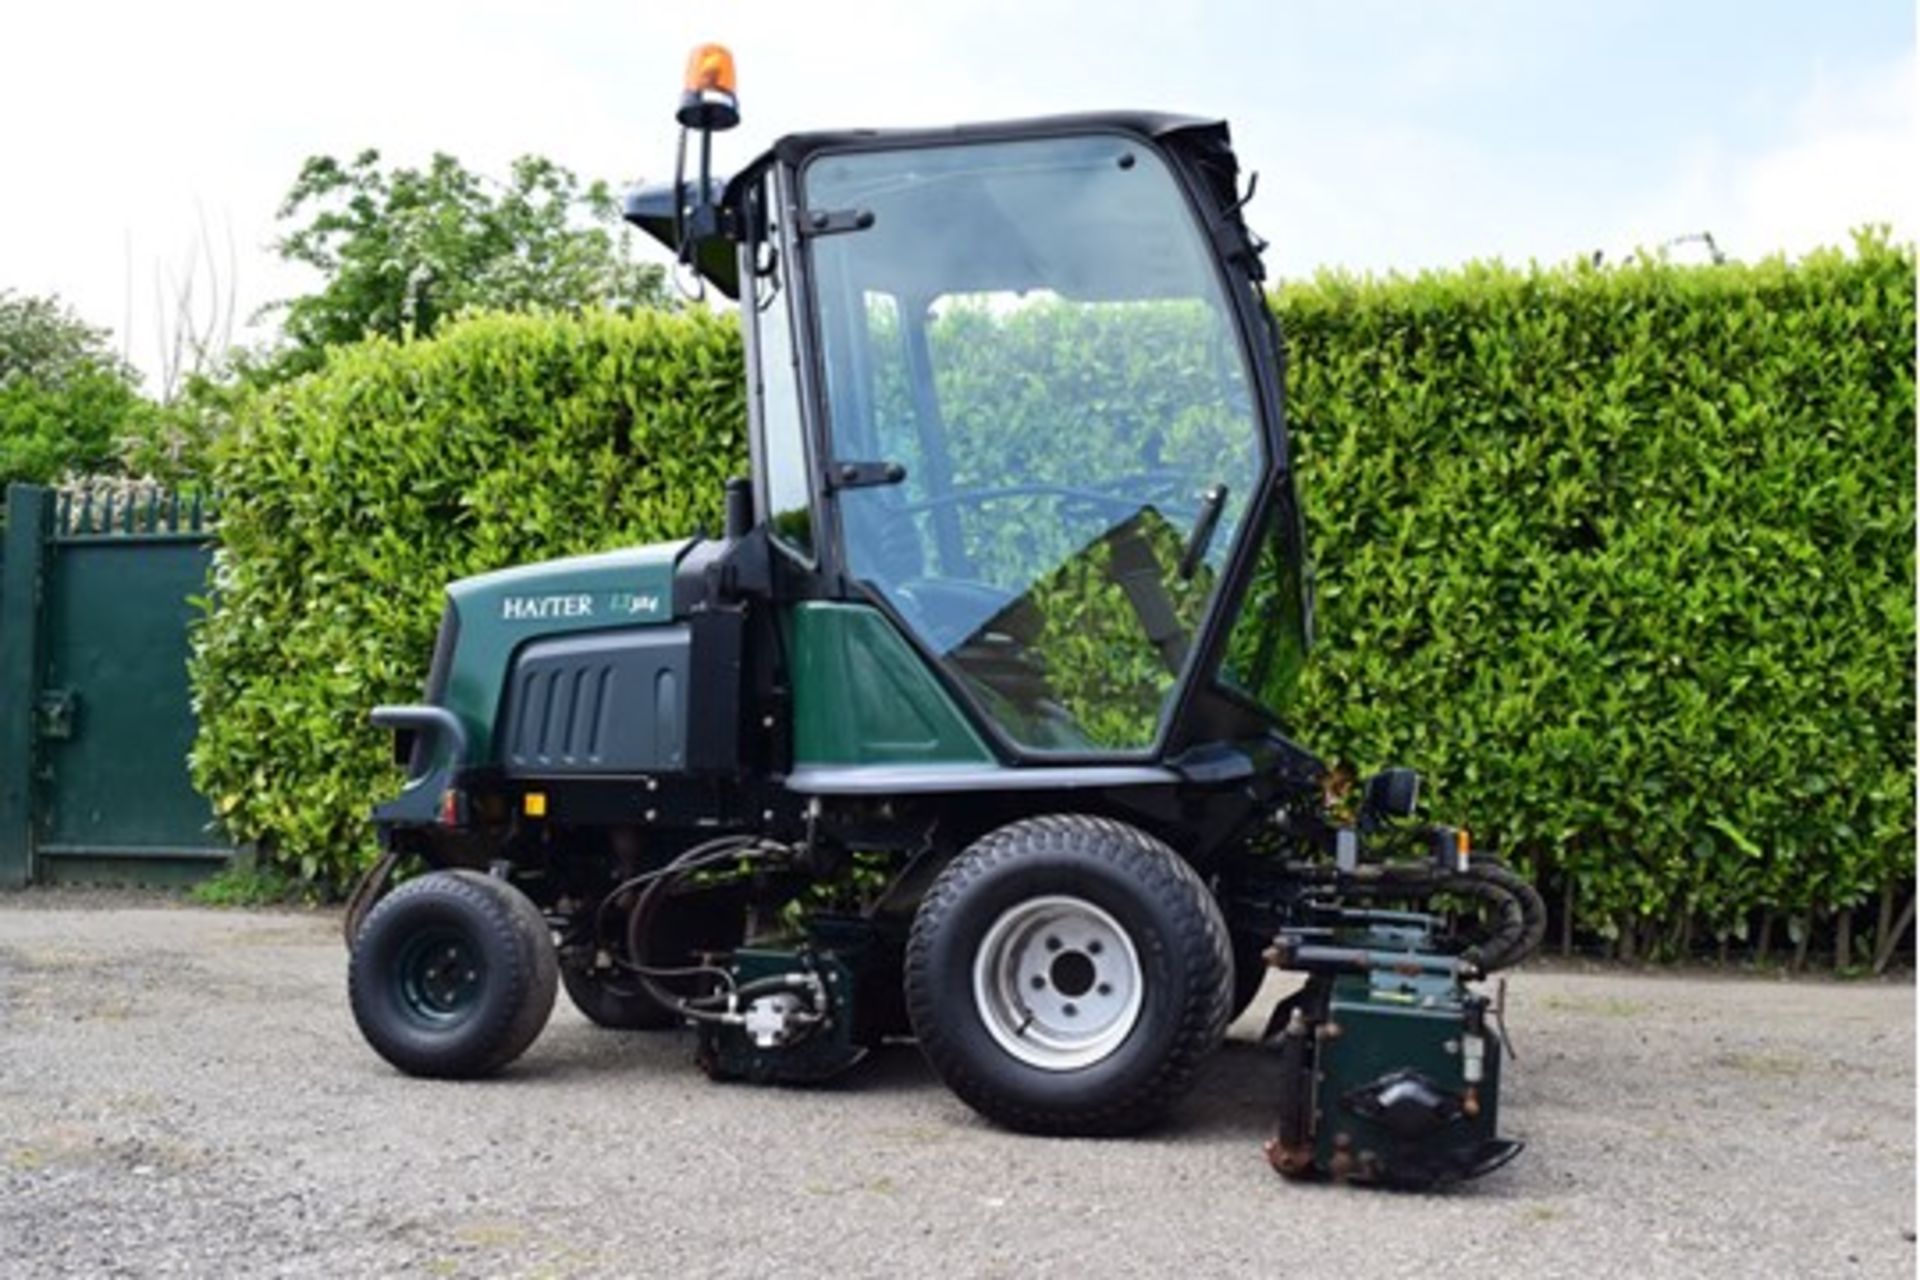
[0,290,150,489]
[264,150,671,379]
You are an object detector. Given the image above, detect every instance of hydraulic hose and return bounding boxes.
[1446,861,1548,973]
[1286,859,1547,974]
[617,836,790,1017]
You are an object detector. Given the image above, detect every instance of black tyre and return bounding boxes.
[560,966,678,1031]
[905,815,1233,1136]
[348,869,558,1078]
[562,892,747,1030]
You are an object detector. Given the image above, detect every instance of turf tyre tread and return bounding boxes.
[560,966,680,1031]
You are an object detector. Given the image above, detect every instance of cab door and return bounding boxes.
[739,167,821,565]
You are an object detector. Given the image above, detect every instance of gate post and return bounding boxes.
[0,484,50,887]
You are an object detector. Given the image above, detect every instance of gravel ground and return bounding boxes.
[0,890,1912,1278]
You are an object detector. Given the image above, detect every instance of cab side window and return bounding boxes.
[750,176,814,558]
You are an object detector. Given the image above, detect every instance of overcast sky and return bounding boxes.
[2,0,1911,390]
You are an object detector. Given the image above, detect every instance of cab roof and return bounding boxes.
[762,110,1224,167]
[623,112,1239,301]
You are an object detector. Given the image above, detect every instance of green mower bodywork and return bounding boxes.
[346,93,1544,1187]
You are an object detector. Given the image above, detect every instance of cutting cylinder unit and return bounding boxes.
[1266,914,1521,1189]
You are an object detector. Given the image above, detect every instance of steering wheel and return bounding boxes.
[893,472,1203,524]
[863,470,1210,652]
[1081,466,1195,507]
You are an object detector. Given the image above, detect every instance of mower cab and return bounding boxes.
[347,44,1543,1188]
[625,106,1314,781]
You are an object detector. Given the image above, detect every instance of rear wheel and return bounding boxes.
[349,870,558,1078]
[562,891,748,1030]
[561,967,678,1030]
[906,815,1232,1136]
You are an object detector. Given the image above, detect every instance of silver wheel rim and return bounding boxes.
[971,895,1144,1071]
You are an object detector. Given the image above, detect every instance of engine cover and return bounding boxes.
[500,627,691,774]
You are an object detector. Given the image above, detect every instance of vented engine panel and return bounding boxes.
[500,628,689,774]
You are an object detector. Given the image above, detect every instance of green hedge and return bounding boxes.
[191,238,1914,963]
[1277,234,1914,961]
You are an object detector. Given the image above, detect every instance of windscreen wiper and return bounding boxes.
[1178,483,1229,579]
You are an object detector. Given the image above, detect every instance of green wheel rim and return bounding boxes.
[395,927,485,1024]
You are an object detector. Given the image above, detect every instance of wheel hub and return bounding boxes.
[396,929,484,1024]
[972,895,1143,1071]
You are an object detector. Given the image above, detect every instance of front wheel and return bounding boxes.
[906,815,1232,1136]
[348,869,558,1078]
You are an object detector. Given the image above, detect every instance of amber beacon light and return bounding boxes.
[678,43,740,131]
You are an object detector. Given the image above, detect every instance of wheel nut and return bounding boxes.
[1062,1003,1078,1017]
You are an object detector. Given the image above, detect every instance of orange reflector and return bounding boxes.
[523,792,548,819]
[683,43,736,96]
[437,788,461,827]
[1457,828,1471,864]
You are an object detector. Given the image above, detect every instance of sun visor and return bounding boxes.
[623,177,740,299]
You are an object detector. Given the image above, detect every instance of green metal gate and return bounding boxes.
[0,483,234,887]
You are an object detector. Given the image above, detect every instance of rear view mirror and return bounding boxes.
[1361,767,1421,821]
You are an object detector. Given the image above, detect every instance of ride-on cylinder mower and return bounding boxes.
[342,44,1546,1187]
